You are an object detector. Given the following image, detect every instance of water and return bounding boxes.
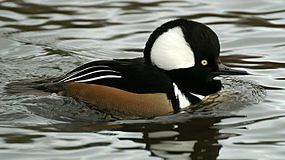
[0,0,285,159]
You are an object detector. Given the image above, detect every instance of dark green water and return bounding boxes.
[0,0,285,159]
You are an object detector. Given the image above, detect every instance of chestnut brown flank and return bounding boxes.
[62,82,173,119]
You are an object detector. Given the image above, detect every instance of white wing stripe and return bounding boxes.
[59,65,111,82]
[64,69,119,82]
[75,75,122,83]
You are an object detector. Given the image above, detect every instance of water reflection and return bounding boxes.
[13,117,223,159]
[120,118,223,159]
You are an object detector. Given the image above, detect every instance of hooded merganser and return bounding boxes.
[7,19,248,119]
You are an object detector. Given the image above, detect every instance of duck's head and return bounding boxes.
[144,19,248,96]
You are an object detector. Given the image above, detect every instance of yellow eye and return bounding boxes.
[201,60,208,66]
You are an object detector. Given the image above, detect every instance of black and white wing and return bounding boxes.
[59,62,122,84]
[56,58,181,107]
[54,58,182,110]
[57,58,176,95]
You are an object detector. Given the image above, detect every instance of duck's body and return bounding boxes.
[7,19,248,119]
[41,58,179,118]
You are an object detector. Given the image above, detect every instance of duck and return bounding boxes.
[7,19,248,119]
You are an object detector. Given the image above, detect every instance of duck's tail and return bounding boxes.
[5,77,64,96]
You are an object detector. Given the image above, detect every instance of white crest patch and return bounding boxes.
[151,27,195,70]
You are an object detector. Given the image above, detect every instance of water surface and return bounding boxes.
[0,0,285,159]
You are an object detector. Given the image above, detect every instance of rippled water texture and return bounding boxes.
[0,0,285,159]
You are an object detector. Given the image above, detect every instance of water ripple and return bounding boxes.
[0,0,285,159]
